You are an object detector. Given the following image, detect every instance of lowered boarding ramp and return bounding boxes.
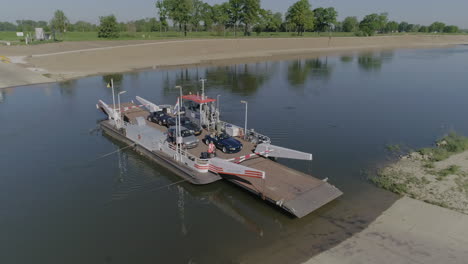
[214,143,342,218]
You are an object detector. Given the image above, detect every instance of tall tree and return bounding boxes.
[98,15,119,38]
[359,13,387,36]
[419,26,429,33]
[226,0,242,36]
[166,0,193,36]
[262,11,283,32]
[148,18,160,32]
[406,24,416,32]
[0,22,17,31]
[286,0,314,36]
[50,10,69,39]
[443,25,459,33]
[191,0,205,31]
[212,3,230,35]
[239,0,261,36]
[74,21,94,32]
[385,21,398,33]
[398,21,409,32]
[313,7,337,33]
[156,0,169,31]
[342,16,358,32]
[201,2,214,30]
[429,22,445,33]
[409,24,420,32]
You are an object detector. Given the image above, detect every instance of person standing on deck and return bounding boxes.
[208,141,216,157]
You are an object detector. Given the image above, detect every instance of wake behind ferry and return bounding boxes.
[96,80,342,218]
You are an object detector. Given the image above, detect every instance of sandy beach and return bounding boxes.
[1,35,468,88]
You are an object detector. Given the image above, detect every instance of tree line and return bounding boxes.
[0,0,464,38]
[0,19,96,32]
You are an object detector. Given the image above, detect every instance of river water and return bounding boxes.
[1,46,468,264]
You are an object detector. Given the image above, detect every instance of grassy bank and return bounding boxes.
[1,31,467,43]
[0,31,354,42]
[371,133,468,214]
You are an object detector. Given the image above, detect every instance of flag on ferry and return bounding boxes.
[173,98,180,115]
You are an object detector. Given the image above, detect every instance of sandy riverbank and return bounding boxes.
[304,135,468,264]
[1,35,468,88]
[373,133,468,215]
[305,196,468,264]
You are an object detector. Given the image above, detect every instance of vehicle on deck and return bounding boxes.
[167,117,202,135]
[147,111,171,126]
[204,133,243,153]
[167,126,199,149]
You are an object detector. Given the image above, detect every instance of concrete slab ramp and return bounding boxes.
[282,181,343,218]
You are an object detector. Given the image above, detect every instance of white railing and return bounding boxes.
[166,142,210,170]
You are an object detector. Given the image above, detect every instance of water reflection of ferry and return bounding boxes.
[103,133,264,235]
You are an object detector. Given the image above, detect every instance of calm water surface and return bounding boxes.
[1,46,468,264]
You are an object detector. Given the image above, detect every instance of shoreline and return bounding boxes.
[1,35,468,89]
[372,134,468,215]
[304,135,468,264]
[304,196,468,264]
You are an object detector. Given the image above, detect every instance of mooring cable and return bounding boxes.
[104,178,190,206]
[94,144,136,161]
[94,144,191,199]
[151,179,188,191]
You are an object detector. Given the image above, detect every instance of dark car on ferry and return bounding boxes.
[167,117,202,135]
[167,126,199,149]
[147,111,171,126]
[204,133,243,153]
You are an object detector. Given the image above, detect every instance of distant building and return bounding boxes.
[35,28,45,41]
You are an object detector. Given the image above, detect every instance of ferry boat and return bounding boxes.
[96,81,342,218]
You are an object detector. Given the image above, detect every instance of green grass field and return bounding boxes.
[0,31,354,42]
[0,30,466,44]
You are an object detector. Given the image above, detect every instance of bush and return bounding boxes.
[98,15,119,39]
[213,25,225,36]
[370,170,408,194]
[254,26,262,36]
[436,165,461,180]
[419,132,468,162]
[354,30,367,37]
[444,132,468,152]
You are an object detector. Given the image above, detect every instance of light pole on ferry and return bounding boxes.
[175,85,183,107]
[241,100,248,140]
[174,86,183,159]
[110,78,116,111]
[200,79,206,99]
[175,85,183,120]
[118,91,127,126]
[199,79,207,127]
[216,94,221,124]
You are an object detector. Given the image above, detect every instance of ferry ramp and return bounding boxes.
[239,157,342,217]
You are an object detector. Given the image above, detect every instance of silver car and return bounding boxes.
[168,126,199,149]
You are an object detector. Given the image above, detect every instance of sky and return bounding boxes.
[2,0,468,28]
